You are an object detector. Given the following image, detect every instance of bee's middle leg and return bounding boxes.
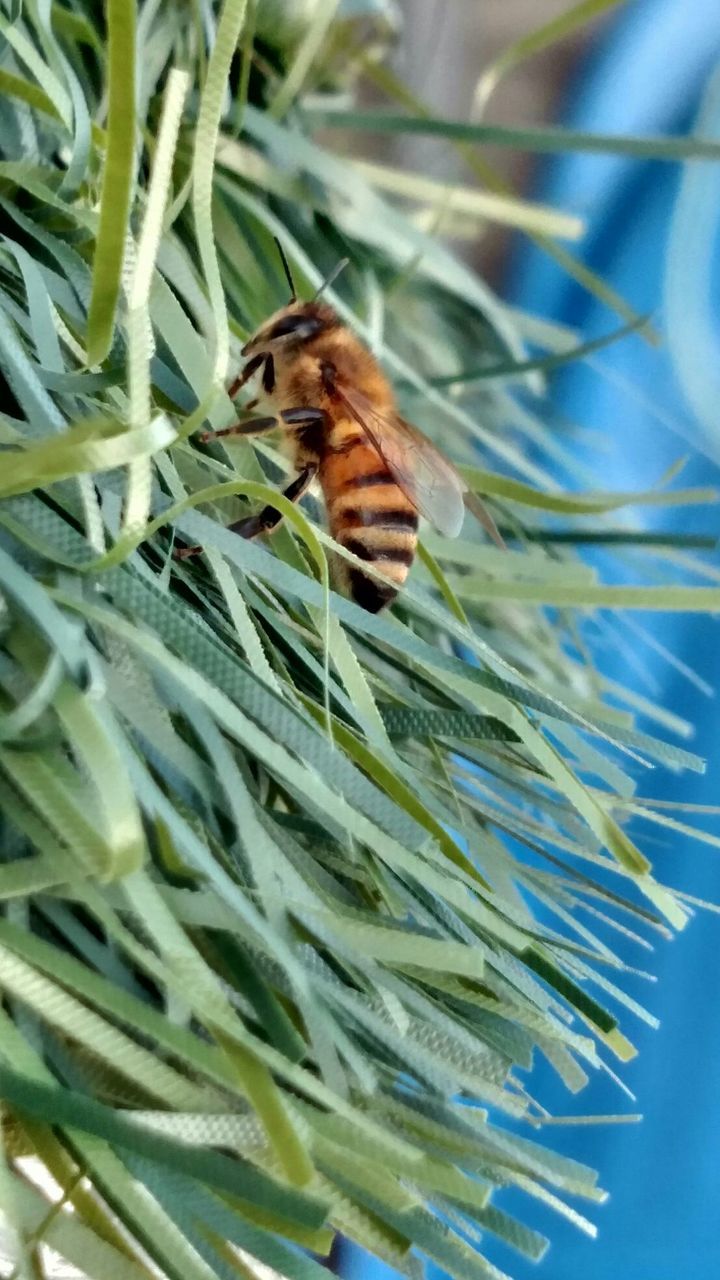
[201,405,329,445]
[176,406,327,558]
[199,415,278,444]
[228,408,328,538]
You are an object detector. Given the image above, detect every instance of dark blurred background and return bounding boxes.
[393,0,603,281]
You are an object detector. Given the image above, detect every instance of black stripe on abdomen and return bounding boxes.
[343,537,414,566]
[348,570,398,613]
[339,470,397,491]
[328,434,365,455]
[340,521,417,612]
[340,507,418,532]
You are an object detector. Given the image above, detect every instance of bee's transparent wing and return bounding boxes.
[335,383,466,538]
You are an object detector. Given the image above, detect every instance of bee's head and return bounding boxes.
[241,300,335,358]
[241,238,347,359]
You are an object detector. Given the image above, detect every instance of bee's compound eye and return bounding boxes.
[267,313,323,342]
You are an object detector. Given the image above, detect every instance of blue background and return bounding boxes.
[341,2,720,1277]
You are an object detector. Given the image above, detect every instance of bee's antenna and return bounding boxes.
[313,257,349,301]
[274,236,297,302]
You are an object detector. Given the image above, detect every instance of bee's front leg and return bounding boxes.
[226,351,274,400]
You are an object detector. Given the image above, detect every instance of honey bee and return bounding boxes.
[177,242,475,612]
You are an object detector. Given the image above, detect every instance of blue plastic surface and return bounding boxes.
[340,3,720,1278]
[499,2,720,1276]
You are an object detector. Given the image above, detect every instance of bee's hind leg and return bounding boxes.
[174,463,318,560]
[227,462,318,540]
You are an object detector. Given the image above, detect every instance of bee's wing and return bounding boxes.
[335,383,466,538]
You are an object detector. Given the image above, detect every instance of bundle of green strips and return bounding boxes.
[1,4,719,1280]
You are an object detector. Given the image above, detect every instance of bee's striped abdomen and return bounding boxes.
[321,422,418,612]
